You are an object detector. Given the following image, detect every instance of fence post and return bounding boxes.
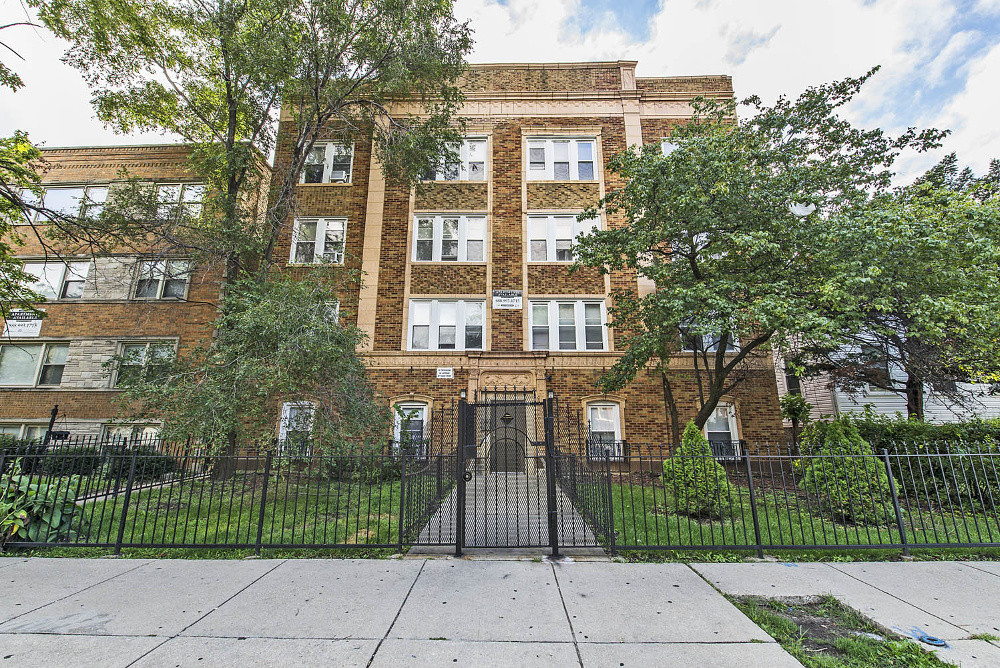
[114,451,138,556]
[398,455,407,553]
[742,451,765,559]
[604,450,616,557]
[544,396,560,559]
[255,452,273,556]
[881,449,909,557]
[455,399,468,557]
[436,454,443,499]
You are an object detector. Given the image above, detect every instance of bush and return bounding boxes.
[813,414,1000,511]
[104,446,181,484]
[1,460,86,545]
[39,447,105,477]
[798,421,892,526]
[662,422,732,520]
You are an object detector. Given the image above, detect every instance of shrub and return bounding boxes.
[38,447,105,477]
[798,421,892,526]
[662,422,732,520]
[1,460,86,545]
[104,446,181,484]
[842,411,1000,449]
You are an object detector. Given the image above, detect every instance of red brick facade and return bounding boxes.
[2,61,785,447]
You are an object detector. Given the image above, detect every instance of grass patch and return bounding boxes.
[608,480,1000,558]
[731,595,956,667]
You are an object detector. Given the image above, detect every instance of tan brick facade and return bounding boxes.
[2,61,785,447]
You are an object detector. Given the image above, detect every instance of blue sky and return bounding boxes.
[3,0,999,180]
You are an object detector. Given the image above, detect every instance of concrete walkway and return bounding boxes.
[415,473,596,548]
[0,557,998,667]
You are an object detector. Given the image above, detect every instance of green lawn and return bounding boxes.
[54,471,445,550]
[607,480,1000,556]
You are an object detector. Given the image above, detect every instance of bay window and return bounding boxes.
[413,215,486,262]
[408,300,484,351]
[425,138,487,181]
[290,218,347,264]
[529,300,606,351]
[301,143,354,184]
[527,215,598,262]
[0,342,69,387]
[525,137,597,181]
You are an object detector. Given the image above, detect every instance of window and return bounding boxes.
[290,218,347,265]
[704,404,741,459]
[413,215,486,262]
[529,301,606,351]
[679,323,739,353]
[586,401,624,460]
[0,424,48,441]
[527,215,598,262]
[425,138,488,181]
[103,424,160,444]
[28,185,109,223]
[134,259,191,299]
[525,137,597,181]
[323,300,340,325]
[394,402,429,457]
[783,363,802,395]
[0,342,69,387]
[279,401,315,444]
[23,262,68,300]
[301,143,354,184]
[660,139,678,156]
[59,261,91,299]
[859,344,893,394]
[408,300,484,351]
[155,183,204,219]
[115,342,175,387]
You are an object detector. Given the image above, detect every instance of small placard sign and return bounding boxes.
[3,310,43,338]
[436,367,455,379]
[492,289,522,310]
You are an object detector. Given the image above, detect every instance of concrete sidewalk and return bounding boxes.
[0,557,997,667]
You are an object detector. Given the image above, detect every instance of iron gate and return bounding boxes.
[445,389,610,554]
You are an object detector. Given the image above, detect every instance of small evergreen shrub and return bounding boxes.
[39,447,105,477]
[798,421,892,526]
[662,422,732,520]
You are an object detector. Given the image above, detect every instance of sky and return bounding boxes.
[2,0,999,181]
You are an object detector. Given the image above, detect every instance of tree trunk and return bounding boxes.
[212,429,239,480]
[660,370,681,445]
[905,375,925,421]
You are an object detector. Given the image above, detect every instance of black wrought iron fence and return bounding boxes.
[603,442,1000,555]
[3,435,999,556]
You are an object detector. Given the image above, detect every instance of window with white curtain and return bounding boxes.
[424,138,488,181]
[408,300,484,351]
[587,401,623,460]
[525,137,597,181]
[290,218,347,264]
[413,215,486,262]
[527,215,598,262]
[529,301,606,351]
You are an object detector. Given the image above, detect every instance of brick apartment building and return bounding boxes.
[0,145,224,440]
[1,60,785,450]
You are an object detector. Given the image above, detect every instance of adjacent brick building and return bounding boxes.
[1,61,785,453]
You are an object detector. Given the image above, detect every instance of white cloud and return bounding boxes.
[925,30,980,86]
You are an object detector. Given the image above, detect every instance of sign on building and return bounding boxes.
[492,289,522,310]
[3,310,43,338]
[436,367,454,379]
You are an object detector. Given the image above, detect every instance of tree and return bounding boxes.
[574,69,943,442]
[29,0,473,452]
[791,157,1000,420]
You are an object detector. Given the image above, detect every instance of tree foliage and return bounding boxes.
[574,69,943,439]
[792,155,1000,419]
[112,273,390,451]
